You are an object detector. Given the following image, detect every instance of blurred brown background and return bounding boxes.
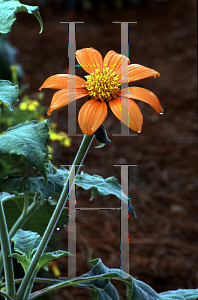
[8,0,197,299]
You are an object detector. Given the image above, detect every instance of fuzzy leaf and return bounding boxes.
[79,259,161,300]
[1,174,55,205]
[10,253,30,273]
[11,229,41,258]
[29,258,162,300]
[0,120,49,181]
[159,289,198,300]
[0,0,43,34]
[0,165,69,203]
[1,193,68,235]
[37,250,72,270]
[0,80,19,110]
[131,278,161,300]
[0,191,15,202]
[30,258,121,300]
[10,230,71,273]
[76,172,136,215]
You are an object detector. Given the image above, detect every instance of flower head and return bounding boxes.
[40,48,163,135]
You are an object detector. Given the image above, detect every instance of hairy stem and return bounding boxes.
[0,194,39,275]
[0,201,16,298]
[16,134,94,300]
[8,193,39,239]
[0,289,15,300]
[0,277,62,289]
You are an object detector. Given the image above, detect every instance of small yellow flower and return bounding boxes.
[47,260,61,277]
[28,100,40,111]
[49,131,60,141]
[19,99,40,111]
[58,131,71,147]
[49,123,71,147]
[19,102,28,110]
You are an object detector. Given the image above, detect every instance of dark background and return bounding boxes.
[8,0,197,299]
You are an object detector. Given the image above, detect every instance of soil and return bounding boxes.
[8,0,197,299]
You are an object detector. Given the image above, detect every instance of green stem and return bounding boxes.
[0,194,40,275]
[8,193,38,239]
[29,273,113,300]
[0,277,62,289]
[10,65,19,86]
[22,268,38,300]
[22,182,29,216]
[16,134,94,300]
[0,201,16,298]
[0,289,15,300]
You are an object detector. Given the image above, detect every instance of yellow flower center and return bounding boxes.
[86,67,120,102]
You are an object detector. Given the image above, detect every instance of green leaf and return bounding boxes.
[1,165,136,215]
[10,230,71,273]
[131,278,161,300]
[1,193,69,235]
[0,191,15,202]
[11,229,41,258]
[37,250,72,270]
[29,258,163,300]
[79,259,161,300]
[159,289,198,300]
[43,165,70,193]
[30,258,122,300]
[77,258,122,300]
[26,176,54,206]
[10,253,30,273]
[11,250,71,274]
[94,143,106,149]
[16,165,134,214]
[0,80,19,110]
[45,160,59,175]
[0,0,43,34]
[76,172,136,215]
[1,165,69,203]
[0,176,25,195]
[0,120,49,182]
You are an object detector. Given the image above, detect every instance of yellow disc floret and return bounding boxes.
[86,67,120,102]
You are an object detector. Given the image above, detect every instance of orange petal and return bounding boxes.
[39,74,86,90]
[121,87,163,114]
[109,96,143,132]
[76,48,103,74]
[47,88,88,115]
[120,64,160,83]
[78,99,107,135]
[103,50,129,79]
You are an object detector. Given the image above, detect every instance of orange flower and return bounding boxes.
[40,48,163,135]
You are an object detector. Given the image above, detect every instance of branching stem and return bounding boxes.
[0,201,16,298]
[16,134,94,300]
